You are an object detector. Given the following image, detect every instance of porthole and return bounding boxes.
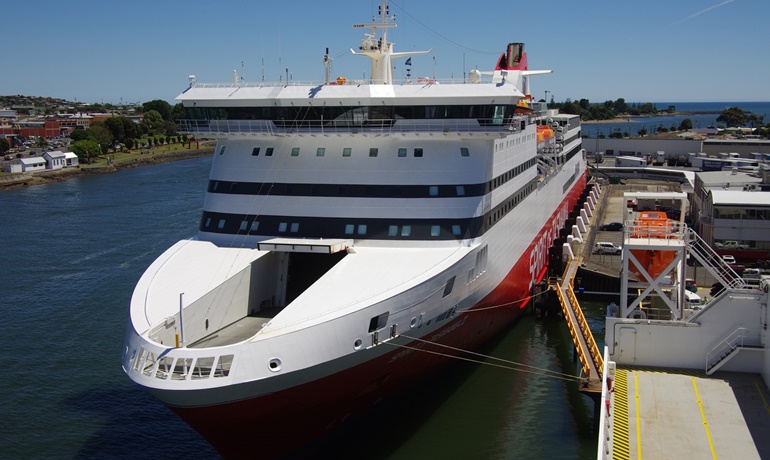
[410,317,417,328]
[354,338,363,350]
[268,358,282,372]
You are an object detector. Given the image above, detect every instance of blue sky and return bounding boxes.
[2,0,768,105]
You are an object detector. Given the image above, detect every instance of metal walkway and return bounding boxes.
[550,257,604,394]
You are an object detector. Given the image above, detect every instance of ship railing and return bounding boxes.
[188,75,521,88]
[128,341,237,383]
[177,117,531,136]
[705,327,748,372]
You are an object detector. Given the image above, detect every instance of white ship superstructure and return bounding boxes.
[122,2,587,457]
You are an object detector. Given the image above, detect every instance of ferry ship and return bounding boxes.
[122,1,587,457]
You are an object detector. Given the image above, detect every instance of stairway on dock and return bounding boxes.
[549,257,604,394]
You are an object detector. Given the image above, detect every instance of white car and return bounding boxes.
[594,242,622,255]
[722,255,736,265]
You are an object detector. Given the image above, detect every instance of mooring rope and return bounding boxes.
[455,288,551,314]
[383,333,583,383]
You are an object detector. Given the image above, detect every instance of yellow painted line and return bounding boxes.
[634,373,642,460]
[755,380,770,415]
[691,377,718,459]
[612,369,630,460]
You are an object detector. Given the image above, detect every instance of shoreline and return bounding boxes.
[0,148,214,191]
[581,110,721,124]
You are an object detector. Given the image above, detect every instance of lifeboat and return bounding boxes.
[536,125,554,143]
[628,211,676,280]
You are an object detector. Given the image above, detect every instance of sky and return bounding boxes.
[2,0,768,105]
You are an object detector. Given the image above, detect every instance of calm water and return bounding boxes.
[0,157,601,459]
[582,101,770,138]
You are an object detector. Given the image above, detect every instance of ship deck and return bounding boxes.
[187,309,280,348]
[610,368,770,459]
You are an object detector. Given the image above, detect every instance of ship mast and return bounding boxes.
[351,0,432,84]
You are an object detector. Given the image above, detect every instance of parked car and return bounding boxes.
[685,278,698,293]
[594,242,622,255]
[722,255,736,265]
[600,222,624,231]
[714,240,749,250]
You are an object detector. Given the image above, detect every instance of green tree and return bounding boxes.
[171,102,186,121]
[71,139,101,162]
[69,129,92,142]
[104,117,126,142]
[124,138,135,150]
[0,137,10,153]
[143,110,165,135]
[717,107,749,127]
[87,122,114,151]
[35,137,48,148]
[637,128,647,137]
[679,118,693,131]
[163,120,178,137]
[142,99,173,120]
[613,98,628,114]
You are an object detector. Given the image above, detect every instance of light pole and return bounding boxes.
[544,90,549,108]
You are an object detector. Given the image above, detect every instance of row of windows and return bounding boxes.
[208,157,534,198]
[186,104,518,123]
[201,213,482,240]
[199,178,538,240]
[227,145,471,159]
[714,207,770,220]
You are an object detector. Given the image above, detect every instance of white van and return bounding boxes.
[594,242,622,255]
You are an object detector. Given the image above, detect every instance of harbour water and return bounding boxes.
[0,156,601,459]
[582,101,770,138]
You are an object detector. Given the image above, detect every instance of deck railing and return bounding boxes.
[177,117,531,136]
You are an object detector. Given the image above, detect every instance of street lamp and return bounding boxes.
[544,90,549,107]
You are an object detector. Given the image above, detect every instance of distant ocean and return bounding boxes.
[582,101,770,138]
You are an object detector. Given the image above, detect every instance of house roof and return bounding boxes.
[709,189,770,206]
[44,150,66,159]
[19,157,46,165]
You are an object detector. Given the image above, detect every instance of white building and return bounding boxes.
[19,157,46,172]
[43,150,66,170]
[693,168,770,258]
[64,152,79,167]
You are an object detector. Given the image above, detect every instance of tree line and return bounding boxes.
[68,100,188,161]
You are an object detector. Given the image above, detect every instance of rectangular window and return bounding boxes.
[429,185,438,196]
[460,147,470,157]
[345,224,355,235]
[217,219,226,230]
[251,147,260,156]
[456,185,465,196]
[316,147,325,157]
[443,276,456,297]
[388,225,398,236]
[452,225,462,236]
[204,217,211,228]
[398,147,407,157]
[239,220,248,231]
[343,147,352,157]
[290,223,299,233]
[401,225,411,237]
[369,148,378,157]
[265,147,274,156]
[291,147,300,157]
[357,224,367,235]
[368,312,390,332]
[431,225,440,237]
[250,221,259,232]
[414,148,423,157]
[278,222,287,232]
